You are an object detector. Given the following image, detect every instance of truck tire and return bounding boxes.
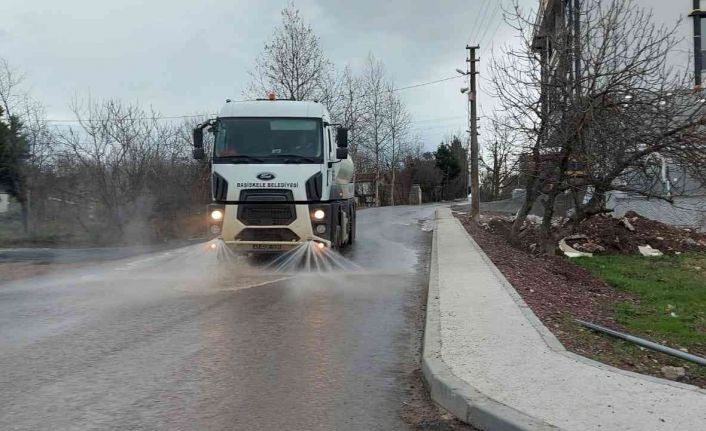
[348,205,356,245]
[335,225,342,249]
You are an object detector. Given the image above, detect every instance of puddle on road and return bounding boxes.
[419,219,435,232]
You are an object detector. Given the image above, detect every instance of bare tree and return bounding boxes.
[359,54,392,206]
[481,113,519,201]
[0,58,25,119]
[384,91,412,205]
[491,0,706,251]
[328,66,366,161]
[52,98,206,243]
[245,2,333,102]
[488,2,546,240]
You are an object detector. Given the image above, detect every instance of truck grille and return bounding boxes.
[235,228,300,242]
[238,205,296,226]
[237,189,296,226]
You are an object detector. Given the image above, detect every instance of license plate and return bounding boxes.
[252,244,282,250]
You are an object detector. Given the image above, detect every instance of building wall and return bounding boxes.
[536,1,695,80]
[644,0,692,71]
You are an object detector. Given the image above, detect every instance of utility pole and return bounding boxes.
[467,45,480,220]
[573,0,581,95]
[690,0,705,88]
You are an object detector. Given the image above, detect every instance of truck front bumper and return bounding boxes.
[212,203,333,253]
[220,236,331,253]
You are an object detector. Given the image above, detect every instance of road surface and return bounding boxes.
[0,242,198,264]
[0,205,471,430]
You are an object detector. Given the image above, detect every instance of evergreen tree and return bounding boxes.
[0,106,28,226]
[434,142,461,180]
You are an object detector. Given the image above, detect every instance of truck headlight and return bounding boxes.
[210,209,224,221]
[315,225,326,234]
[210,225,221,235]
[313,209,325,220]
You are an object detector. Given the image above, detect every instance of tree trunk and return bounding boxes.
[511,190,537,239]
[539,189,560,254]
[390,167,395,206]
[570,188,608,227]
[23,188,31,234]
[510,169,540,239]
[510,131,543,240]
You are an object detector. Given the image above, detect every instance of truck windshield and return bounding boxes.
[214,118,322,162]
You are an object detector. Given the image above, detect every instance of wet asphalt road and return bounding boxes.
[0,242,199,264]
[0,205,471,430]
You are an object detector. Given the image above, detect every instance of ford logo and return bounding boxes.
[256,172,276,181]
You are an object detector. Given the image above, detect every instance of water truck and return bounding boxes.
[192,98,356,252]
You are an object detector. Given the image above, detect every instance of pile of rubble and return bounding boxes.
[477,211,706,256]
[568,211,706,255]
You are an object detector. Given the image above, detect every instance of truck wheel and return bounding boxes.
[334,225,342,249]
[348,207,356,245]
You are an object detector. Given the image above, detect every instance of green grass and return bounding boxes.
[575,254,706,353]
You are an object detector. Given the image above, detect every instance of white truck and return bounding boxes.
[192,98,356,252]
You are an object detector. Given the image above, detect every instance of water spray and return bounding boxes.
[266,240,360,273]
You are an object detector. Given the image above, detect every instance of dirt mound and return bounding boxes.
[477,211,706,255]
[570,211,706,255]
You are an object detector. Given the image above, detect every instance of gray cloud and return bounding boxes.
[0,0,693,148]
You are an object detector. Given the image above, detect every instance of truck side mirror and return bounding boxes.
[193,127,204,148]
[193,148,205,160]
[336,127,349,148]
[336,147,348,160]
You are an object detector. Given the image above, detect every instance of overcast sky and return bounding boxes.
[0,0,694,150]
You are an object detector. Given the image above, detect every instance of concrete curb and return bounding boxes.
[422,209,559,431]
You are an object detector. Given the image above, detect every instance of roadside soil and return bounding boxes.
[455,212,706,389]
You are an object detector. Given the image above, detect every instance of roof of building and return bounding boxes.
[218,100,329,120]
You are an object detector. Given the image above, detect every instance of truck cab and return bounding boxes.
[193,99,356,252]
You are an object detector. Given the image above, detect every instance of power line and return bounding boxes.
[410,115,467,123]
[42,75,466,124]
[411,123,467,131]
[45,113,211,123]
[468,0,492,43]
[477,1,498,43]
[479,1,508,49]
[392,75,464,92]
[482,18,504,49]
[478,2,503,47]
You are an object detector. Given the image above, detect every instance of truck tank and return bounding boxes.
[336,156,355,184]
